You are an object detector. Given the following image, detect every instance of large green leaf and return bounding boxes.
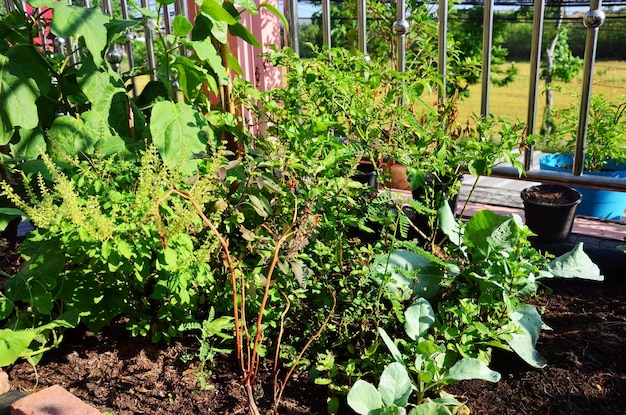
[464,211,524,256]
[507,304,547,368]
[50,2,110,66]
[0,45,50,135]
[438,202,463,246]
[378,327,405,365]
[199,0,237,25]
[372,249,443,301]
[47,111,114,159]
[79,70,125,117]
[404,298,435,341]
[445,357,501,383]
[150,101,211,173]
[229,22,261,47]
[347,380,383,415]
[542,242,604,281]
[378,362,412,408]
[0,328,36,367]
[191,40,228,83]
[10,127,46,159]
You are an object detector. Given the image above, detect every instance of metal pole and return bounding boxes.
[141,0,158,81]
[524,0,546,170]
[393,0,409,73]
[480,0,494,117]
[284,0,299,55]
[2,0,15,13]
[573,0,605,176]
[163,4,172,35]
[322,0,331,48]
[357,0,367,55]
[120,0,137,96]
[100,0,112,17]
[438,0,448,102]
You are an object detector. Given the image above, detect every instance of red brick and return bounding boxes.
[10,385,101,415]
[0,369,9,395]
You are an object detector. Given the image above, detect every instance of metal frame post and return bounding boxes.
[438,0,448,102]
[284,0,299,55]
[322,0,331,48]
[480,0,494,117]
[573,0,605,176]
[357,0,367,55]
[393,0,408,73]
[524,0,546,170]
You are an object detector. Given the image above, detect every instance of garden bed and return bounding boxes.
[3,241,626,415]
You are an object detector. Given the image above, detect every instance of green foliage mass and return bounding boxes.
[0,1,607,413]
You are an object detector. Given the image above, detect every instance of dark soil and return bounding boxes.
[521,185,581,206]
[3,240,626,414]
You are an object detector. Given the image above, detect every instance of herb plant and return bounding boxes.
[545,93,626,171]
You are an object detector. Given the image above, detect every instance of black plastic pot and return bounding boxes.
[521,184,582,243]
[351,162,378,190]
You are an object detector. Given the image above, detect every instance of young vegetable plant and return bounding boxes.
[347,298,501,415]
[353,203,604,414]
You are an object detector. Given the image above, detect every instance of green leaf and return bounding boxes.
[150,101,211,173]
[404,298,435,341]
[378,327,405,365]
[543,243,603,281]
[408,402,453,415]
[47,111,114,159]
[0,45,50,133]
[438,202,463,246]
[0,296,13,320]
[48,2,110,67]
[79,71,125,117]
[117,240,134,260]
[347,380,383,415]
[10,127,46,159]
[0,208,24,233]
[229,22,261,47]
[0,328,36,367]
[190,40,228,82]
[378,362,412,407]
[464,210,522,255]
[199,0,237,25]
[235,0,258,12]
[445,358,501,383]
[248,194,269,218]
[173,15,193,37]
[372,249,442,301]
[507,304,547,368]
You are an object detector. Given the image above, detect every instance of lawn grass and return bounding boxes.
[454,60,626,127]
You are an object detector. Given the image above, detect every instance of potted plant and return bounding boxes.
[399,98,526,244]
[539,94,626,220]
[520,184,582,243]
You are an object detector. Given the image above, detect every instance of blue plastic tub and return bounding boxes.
[539,153,626,220]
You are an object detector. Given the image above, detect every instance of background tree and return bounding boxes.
[541,1,583,136]
[302,0,516,99]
